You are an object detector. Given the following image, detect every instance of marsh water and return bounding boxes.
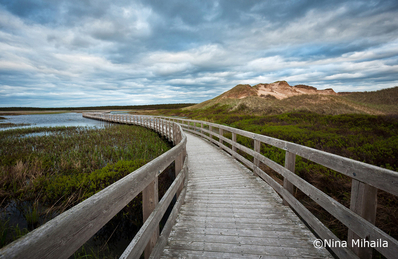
[0,112,110,130]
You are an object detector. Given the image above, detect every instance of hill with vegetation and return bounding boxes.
[157,82,398,249]
[187,81,398,116]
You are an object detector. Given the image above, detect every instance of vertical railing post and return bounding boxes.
[232,132,237,158]
[283,151,296,206]
[253,139,260,175]
[209,125,213,139]
[173,123,176,145]
[174,124,183,197]
[169,121,172,140]
[142,177,159,259]
[170,121,173,140]
[166,121,169,140]
[347,180,377,259]
[201,123,203,135]
[219,128,223,145]
[164,119,166,136]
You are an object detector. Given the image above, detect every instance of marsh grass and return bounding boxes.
[0,124,172,250]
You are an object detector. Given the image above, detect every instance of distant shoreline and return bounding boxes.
[0,103,196,113]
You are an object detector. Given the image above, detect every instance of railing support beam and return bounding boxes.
[232,132,237,154]
[348,180,377,259]
[219,128,224,145]
[254,139,261,176]
[142,177,159,259]
[283,151,296,206]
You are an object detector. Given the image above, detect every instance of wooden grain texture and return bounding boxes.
[283,151,295,206]
[179,121,398,259]
[149,159,188,259]
[219,128,223,145]
[253,166,359,259]
[142,178,159,259]
[161,133,331,258]
[348,180,378,259]
[121,164,186,259]
[253,139,260,171]
[232,132,237,153]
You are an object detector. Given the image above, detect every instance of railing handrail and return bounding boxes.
[160,116,398,259]
[160,117,398,195]
[0,113,188,259]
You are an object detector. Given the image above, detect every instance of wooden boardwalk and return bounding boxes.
[4,113,396,259]
[161,133,332,258]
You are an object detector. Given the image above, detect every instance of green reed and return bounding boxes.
[0,124,172,248]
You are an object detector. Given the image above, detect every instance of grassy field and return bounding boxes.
[0,124,173,257]
[159,104,398,253]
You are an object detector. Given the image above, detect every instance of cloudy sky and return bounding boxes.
[1,0,398,107]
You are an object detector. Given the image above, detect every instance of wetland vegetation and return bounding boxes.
[0,124,173,257]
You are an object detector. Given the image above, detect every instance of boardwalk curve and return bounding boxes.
[161,133,331,258]
[2,113,397,259]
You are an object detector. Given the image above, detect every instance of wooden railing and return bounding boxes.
[0,113,188,259]
[161,116,398,259]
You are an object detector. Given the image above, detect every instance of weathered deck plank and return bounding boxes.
[160,133,332,258]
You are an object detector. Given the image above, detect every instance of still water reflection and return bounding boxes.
[0,112,110,130]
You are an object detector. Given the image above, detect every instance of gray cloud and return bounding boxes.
[0,0,398,107]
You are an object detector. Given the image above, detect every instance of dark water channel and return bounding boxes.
[0,112,175,258]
